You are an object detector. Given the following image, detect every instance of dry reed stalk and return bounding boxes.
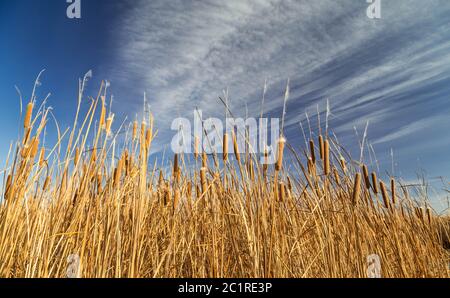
[38,147,45,167]
[4,174,12,199]
[99,99,106,129]
[96,172,102,193]
[132,120,138,141]
[194,136,199,160]
[105,114,114,136]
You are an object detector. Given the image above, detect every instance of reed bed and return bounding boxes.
[0,80,449,278]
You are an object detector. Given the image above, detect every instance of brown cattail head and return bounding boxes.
[145,128,152,149]
[333,168,341,185]
[114,156,123,187]
[318,135,324,160]
[232,131,240,162]
[263,147,269,176]
[362,165,371,190]
[223,133,229,162]
[352,173,362,206]
[4,174,12,199]
[186,181,192,198]
[323,139,330,176]
[390,178,396,205]
[200,167,207,194]
[173,154,179,182]
[158,169,164,187]
[275,137,286,171]
[91,147,97,163]
[42,176,51,191]
[24,102,33,129]
[380,181,390,209]
[140,121,146,145]
[30,137,39,159]
[340,157,347,173]
[96,172,103,193]
[202,151,208,168]
[279,182,286,202]
[371,172,379,194]
[42,176,51,192]
[74,147,80,167]
[309,139,316,165]
[426,207,432,224]
[173,190,180,212]
[307,158,316,176]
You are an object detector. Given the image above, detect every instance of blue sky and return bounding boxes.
[1,0,450,210]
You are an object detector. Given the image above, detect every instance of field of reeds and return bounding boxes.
[0,78,449,278]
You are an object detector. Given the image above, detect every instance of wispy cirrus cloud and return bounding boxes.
[106,0,450,178]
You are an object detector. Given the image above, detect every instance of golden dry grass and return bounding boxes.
[0,81,449,278]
